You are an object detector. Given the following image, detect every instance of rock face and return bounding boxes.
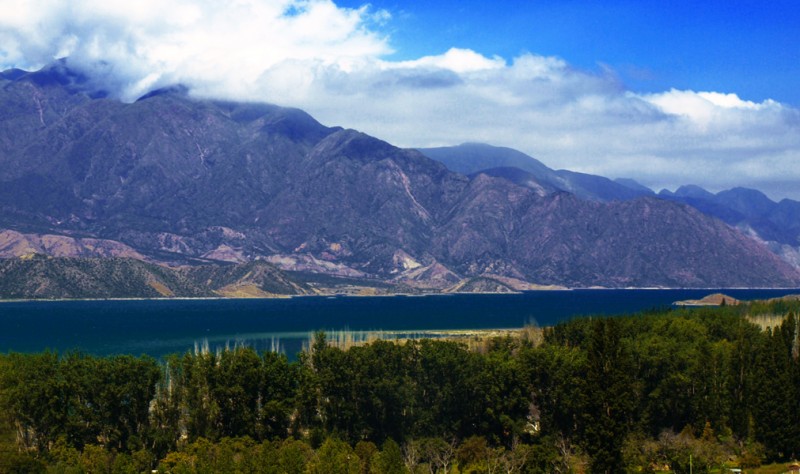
[0,229,146,260]
[1,61,799,289]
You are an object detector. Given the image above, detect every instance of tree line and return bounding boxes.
[1,299,799,473]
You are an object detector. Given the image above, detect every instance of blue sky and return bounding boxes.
[339,0,800,105]
[0,0,799,199]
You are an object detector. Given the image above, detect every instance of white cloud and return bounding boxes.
[0,0,391,99]
[292,54,800,200]
[1,0,799,200]
[391,47,506,73]
[641,89,783,129]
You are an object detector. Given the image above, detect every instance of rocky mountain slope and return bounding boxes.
[1,60,798,290]
[419,142,800,272]
[659,186,800,268]
[0,255,313,299]
[0,255,204,299]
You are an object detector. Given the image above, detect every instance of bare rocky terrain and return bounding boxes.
[1,60,798,298]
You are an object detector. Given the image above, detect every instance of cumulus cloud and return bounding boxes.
[0,0,391,99]
[391,48,506,73]
[1,0,799,200]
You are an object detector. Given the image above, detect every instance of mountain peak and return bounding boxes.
[10,59,109,99]
[672,185,715,199]
[417,142,555,179]
[0,68,27,81]
[311,128,398,162]
[135,84,190,102]
[1,68,798,289]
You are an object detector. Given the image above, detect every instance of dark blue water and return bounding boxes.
[1,289,798,359]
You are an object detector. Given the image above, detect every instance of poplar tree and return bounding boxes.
[583,318,634,474]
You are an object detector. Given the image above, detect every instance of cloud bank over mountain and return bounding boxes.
[1,0,799,200]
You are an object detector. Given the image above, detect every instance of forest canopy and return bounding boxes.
[1,297,799,473]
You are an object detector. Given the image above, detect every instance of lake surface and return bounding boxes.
[1,289,798,359]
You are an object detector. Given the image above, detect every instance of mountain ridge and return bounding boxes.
[1,61,798,291]
[417,142,800,272]
[417,142,655,202]
[0,255,319,299]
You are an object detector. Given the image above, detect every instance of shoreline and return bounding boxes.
[2,287,800,304]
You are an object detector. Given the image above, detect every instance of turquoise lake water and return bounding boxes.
[1,289,798,359]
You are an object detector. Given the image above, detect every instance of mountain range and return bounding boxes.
[417,142,655,202]
[0,60,798,298]
[418,143,800,270]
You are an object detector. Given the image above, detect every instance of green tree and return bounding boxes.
[475,346,531,445]
[150,355,184,458]
[750,314,800,461]
[259,351,296,439]
[410,340,482,439]
[372,438,407,474]
[583,318,634,474]
[308,437,361,474]
[213,348,263,439]
[265,438,313,474]
[526,342,587,446]
[456,435,489,472]
[355,440,379,474]
[0,352,65,452]
[348,341,415,443]
[180,351,222,441]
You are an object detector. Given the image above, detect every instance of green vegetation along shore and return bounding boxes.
[1,296,800,473]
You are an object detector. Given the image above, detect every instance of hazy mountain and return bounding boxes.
[659,186,800,247]
[659,186,747,224]
[417,142,557,179]
[553,169,654,202]
[663,185,716,200]
[1,61,798,289]
[418,142,800,271]
[716,187,784,221]
[417,143,655,202]
[614,178,655,194]
[659,185,800,269]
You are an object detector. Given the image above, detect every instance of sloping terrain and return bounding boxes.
[420,143,800,272]
[0,256,313,299]
[660,186,800,268]
[0,255,205,299]
[418,142,655,202]
[1,61,798,290]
